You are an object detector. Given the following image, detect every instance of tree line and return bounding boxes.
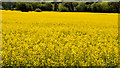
[1,2,120,13]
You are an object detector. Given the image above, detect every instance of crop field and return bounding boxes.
[2,10,119,66]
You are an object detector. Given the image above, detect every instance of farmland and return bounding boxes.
[2,10,119,66]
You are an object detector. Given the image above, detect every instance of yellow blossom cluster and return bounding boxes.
[1,10,118,66]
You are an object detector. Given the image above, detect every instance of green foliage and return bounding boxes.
[16,3,33,12]
[0,6,2,10]
[91,3,101,12]
[58,3,69,12]
[2,2,11,10]
[0,1,2,10]
[100,2,110,12]
[72,2,78,7]
[53,2,58,11]
[75,2,86,12]
[1,2,120,13]
[108,2,120,13]
[91,2,115,13]
[41,2,53,11]
[85,4,91,12]
[62,2,74,12]
[32,2,42,10]
[35,8,42,12]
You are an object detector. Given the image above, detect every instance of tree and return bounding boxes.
[2,2,11,10]
[75,2,86,12]
[40,2,53,11]
[16,3,33,12]
[32,2,42,10]
[63,2,74,12]
[58,3,69,12]
[54,2,58,11]
[1,2,120,13]
[0,1,2,10]
[100,2,110,12]
[91,2,102,12]
[108,2,120,13]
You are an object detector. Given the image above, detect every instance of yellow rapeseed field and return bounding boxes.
[1,10,119,66]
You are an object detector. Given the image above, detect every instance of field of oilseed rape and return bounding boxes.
[1,10,119,66]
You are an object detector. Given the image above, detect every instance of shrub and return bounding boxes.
[35,8,42,12]
[11,8,16,11]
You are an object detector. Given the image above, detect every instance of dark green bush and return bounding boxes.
[11,8,16,11]
[35,8,42,12]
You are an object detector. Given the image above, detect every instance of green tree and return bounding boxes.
[63,2,74,12]
[75,2,86,12]
[32,2,42,10]
[58,3,69,12]
[0,1,2,10]
[54,2,58,11]
[16,3,33,12]
[41,2,53,11]
[108,2,120,13]
[100,2,110,12]
[2,2,12,10]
